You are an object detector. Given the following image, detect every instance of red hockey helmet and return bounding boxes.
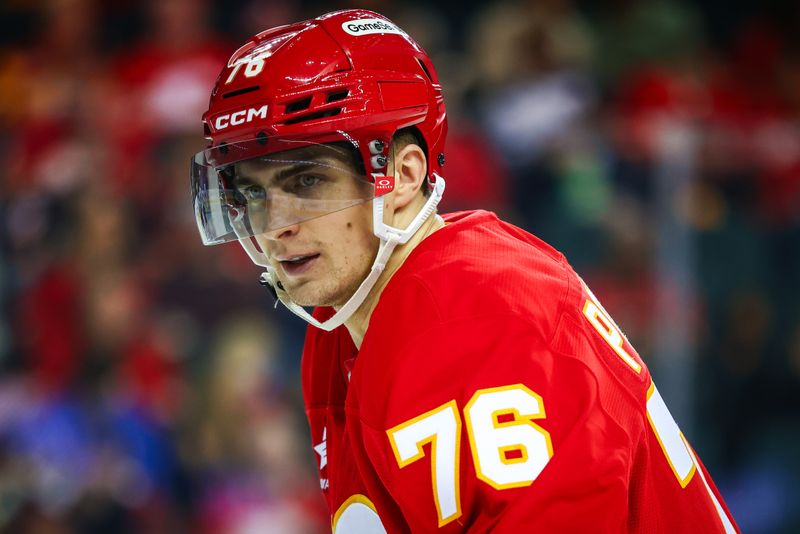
[191,9,447,245]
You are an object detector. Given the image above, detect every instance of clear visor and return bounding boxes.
[191,137,375,245]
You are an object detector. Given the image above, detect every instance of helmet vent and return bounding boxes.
[326,90,349,103]
[283,108,341,125]
[222,86,260,99]
[285,96,312,113]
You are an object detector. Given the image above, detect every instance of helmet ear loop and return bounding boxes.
[372,140,444,245]
[371,139,397,229]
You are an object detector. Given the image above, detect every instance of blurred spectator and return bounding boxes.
[471,0,596,165]
[182,314,327,534]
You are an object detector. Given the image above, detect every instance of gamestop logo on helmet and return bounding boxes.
[342,18,406,37]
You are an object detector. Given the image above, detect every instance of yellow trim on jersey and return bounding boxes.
[331,494,380,531]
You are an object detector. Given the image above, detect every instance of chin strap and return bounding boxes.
[235,174,446,331]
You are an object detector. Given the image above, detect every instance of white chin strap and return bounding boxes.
[234,173,445,331]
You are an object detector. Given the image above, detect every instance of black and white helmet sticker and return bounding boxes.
[341,18,406,37]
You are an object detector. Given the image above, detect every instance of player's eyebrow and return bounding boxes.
[273,161,327,182]
[233,161,322,188]
[234,157,351,188]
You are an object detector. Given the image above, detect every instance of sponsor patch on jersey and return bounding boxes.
[212,105,268,131]
[342,18,406,37]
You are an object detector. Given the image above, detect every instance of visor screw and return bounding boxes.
[256,131,268,145]
[369,140,385,154]
[371,154,388,169]
[438,153,445,166]
[218,143,229,155]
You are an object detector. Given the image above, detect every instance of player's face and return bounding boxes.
[236,153,378,308]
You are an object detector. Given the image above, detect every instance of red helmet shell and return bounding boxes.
[202,9,447,180]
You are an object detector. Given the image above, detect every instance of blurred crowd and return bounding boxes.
[0,0,798,532]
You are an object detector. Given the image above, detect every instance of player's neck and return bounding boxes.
[344,212,445,349]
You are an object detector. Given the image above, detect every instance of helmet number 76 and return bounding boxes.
[225,56,265,84]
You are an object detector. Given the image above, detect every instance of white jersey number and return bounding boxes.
[387,386,552,526]
[387,401,461,527]
[465,385,553,489]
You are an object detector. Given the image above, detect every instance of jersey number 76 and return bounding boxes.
[385,292,735,532]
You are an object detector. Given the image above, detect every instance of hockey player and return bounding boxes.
[190,9,739,533]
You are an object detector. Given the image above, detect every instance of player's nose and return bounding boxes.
[258,197,303,240]
[262,219,300,241]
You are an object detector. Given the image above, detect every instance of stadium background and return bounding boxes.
[0,0,798,532]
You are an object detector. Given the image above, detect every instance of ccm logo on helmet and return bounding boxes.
[342,18,405,37]
[213,105,268,131]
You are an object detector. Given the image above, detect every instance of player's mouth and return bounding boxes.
[277,253,320,276]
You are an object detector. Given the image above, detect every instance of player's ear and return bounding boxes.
[391,143,427,210]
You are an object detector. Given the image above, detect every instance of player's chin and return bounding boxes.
[283,283,330,308]
[293,285,356,309]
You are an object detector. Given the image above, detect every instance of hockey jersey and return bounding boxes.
[301,210,738,533]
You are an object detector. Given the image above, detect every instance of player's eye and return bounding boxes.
[297,174,322,188]
[239,184,267,202]
[285,174,324,196]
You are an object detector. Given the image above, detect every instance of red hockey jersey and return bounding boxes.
[301,210,738,533]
